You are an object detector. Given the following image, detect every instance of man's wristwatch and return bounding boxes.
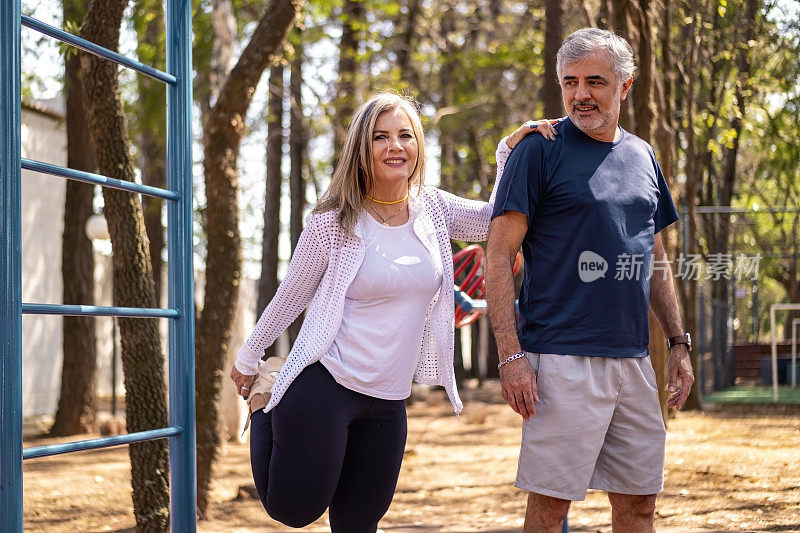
[667,333,692,352]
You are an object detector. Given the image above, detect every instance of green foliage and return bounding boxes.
[728,9,800,308]
[123,0,168,184]
[191,0,216,110]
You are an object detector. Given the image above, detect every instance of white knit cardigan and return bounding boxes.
[235,140,513,416]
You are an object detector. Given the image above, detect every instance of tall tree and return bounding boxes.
[333,0,364,155]
[436,2,458,192]
[195,0,302,515]
[80,0,169,527]
[707,0,759,389]
[256,65,284,342]
[395,0,421,86]
[287,37,306,344]
[737,12,800,332]
[289,40,305,253]
[630,0,654,143]
[542,0,563,118]
[653,0,676,190]
[673,0,702,409]
[51,0,98,437]
[609,0,633,130]
[639,0,677,418]
[133,0,167,305]
[597,0,611,28]
[194,0,236,126]
[672,0,761,392]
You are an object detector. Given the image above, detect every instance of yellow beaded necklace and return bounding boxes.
[365,192,408,205]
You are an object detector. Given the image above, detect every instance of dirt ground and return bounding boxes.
[22,382,800,532]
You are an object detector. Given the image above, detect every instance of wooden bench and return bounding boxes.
[734,343,794,381]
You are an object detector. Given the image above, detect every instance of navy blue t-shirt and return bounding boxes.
[492,117,679,358]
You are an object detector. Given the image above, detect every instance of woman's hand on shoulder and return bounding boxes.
[505,119,559,150]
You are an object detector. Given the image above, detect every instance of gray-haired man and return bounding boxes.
[486,28,694,532]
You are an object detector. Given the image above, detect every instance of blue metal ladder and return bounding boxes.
[1,1,196,530]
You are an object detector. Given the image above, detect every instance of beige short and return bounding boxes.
[515,352,666,501]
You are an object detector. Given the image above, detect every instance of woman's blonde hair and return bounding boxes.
[314,93,426,234]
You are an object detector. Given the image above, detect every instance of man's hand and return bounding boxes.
[500,357,539,421]
[666,345,694,409]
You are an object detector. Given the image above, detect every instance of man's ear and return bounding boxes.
[620,77,633,101]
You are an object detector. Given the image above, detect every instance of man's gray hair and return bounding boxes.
[556,28,635,84]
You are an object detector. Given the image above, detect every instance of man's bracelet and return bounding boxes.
[498,351,526,369]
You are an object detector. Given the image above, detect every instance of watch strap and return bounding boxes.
[667,333,692,350]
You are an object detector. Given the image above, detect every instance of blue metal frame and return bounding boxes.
[1,0,24,527]
[165,0,197,527]
[22,158,180,200]
[453,288,487,313]
[21,15,177,85]
[2,2,196,530]
[23,427,182,460]
[22,303,180,318]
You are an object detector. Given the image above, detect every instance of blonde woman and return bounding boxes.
[230,93,555,531]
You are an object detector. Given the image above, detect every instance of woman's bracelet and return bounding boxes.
[497,351,526,369]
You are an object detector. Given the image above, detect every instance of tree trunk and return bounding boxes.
[653,0,675,189]
[678,0,702,410]
[719,0,757,207]
[579,0,597,27]
[80,0,170,528]
[710,0,758,389]
[470,320,481,381]
[542,0,563,118]
[597,0,611,29]
[485,316,500,379]
[134,0,167,305]
[211,0,236,102]
[395,0,421,86]
[628,0,667,417]
[651,0,682,419]
[465,127,491,199]
[453,325,466,384]
[630,0,654,143]
[195,0,236,131]
[609,0,633,131]
[438,5,457,192]
[51,0,98,436]
[256,65,284,345]
[195,0,301,515]
[288,38,306,344]
[333,0,364,156]
[289,43,304,253]
[140,136,166,304]
[440,142,456,192]
[648,311,669,423]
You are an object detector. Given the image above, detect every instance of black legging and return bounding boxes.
[249,362,407,532]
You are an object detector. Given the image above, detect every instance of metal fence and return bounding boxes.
[679,207,800,394]
[1,2,197,530]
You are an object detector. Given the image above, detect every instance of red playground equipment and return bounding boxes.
[452,244,521,328]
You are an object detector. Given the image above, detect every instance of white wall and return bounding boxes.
[20,104,67,416]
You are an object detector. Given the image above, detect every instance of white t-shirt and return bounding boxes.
[321,212,442,399]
